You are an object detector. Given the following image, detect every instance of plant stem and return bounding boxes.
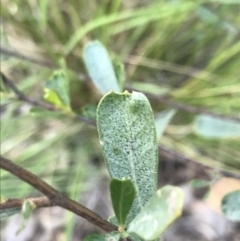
[0,46,57,69]
[1,72,58,111]
[0,196,52,209]
[0,156,117,232]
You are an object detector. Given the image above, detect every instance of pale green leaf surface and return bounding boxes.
[108,215,119,227]
[84,232,120,241]
[97,91,158,222]
[83,41,120,94]
[221,190,240,222]
[110,178,136,226]
[155,109,176,140]
[194,114,240,138]
[128,233,143,241]
[128,186,183,240]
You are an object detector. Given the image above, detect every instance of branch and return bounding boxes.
[0,196,52,210]
[0,46,57,69]
[0,156,117,232]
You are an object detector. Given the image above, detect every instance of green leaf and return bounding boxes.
[83,41,120,94]
[0,207,21,220]
[84,232,120,241]
[155,109,176,140]
[110,178,136,227]
[81,104,97,119]
[194,114,240,138]
[16,200,36,235]
[128,185,183,240]
[190,179,210,189]
[44,70,71,111]
[108,215,119,227]
[97,91,158,223]
[196,6,218,24]
[128,233,143,241]
[221,190,240,222]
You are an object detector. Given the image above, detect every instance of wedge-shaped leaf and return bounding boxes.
[194,114,240,138]
[84,232,120,241]
[155,109,176,140]
[128,186,183,240]
[16,200,36,234]
[97,91,158,222]
[110,178,136,227]
[83,41,120,94]
[44,70,71,111]
[0,207,21,220]
[221,190,240,222]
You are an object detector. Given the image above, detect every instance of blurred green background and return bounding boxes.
[1,0,240,238]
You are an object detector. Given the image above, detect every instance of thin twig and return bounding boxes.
[0,46,57,69]
[1,72,58,111]
[0,156,117,232]
[159,146,240,179]
[76,115,96,126]
[155,96,240,123]
[0,196,52,210]
[0,46,88,80]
